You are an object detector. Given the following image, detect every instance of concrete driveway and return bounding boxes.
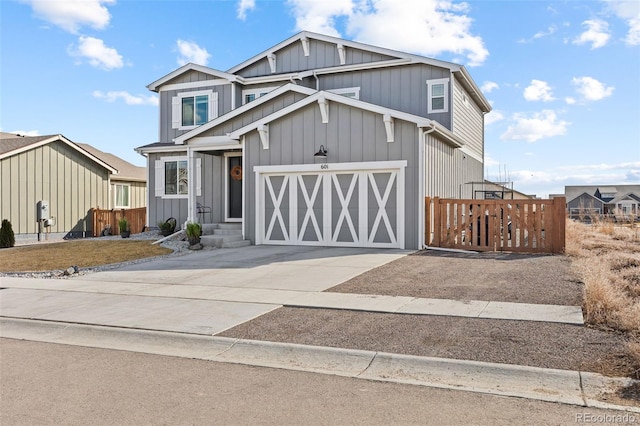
[0,246,410,335]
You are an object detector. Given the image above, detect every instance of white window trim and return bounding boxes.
[242,86,278,105]
[114,183,131,208]
[172,90,218,130]
[327,87,360,100]
[426,78,449,114]
[154,156,201,199]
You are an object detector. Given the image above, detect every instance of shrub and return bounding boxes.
[118,217,129,233]
[185,221,202,239]
[0,219,16,248]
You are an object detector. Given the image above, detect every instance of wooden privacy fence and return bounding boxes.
[90,207,146,237]
[425,197,566,254]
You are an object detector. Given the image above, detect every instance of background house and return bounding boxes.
[137,32,492,249]
[0,132,146,243]
[565,185,640,221]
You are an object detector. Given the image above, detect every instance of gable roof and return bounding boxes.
[610,192,640,204]
[567,191,604,206]
[0,133,117,173]
[77,143,146,182]
[226,31,491,113]
[147,63,239,92]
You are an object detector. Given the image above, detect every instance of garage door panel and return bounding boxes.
[256,162,405,248]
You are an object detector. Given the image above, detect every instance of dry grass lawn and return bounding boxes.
[566,220,640,377]
[0,240,173,272]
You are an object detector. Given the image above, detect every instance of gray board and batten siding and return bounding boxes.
[234,38,397,77]
[0,139,110,236]
[244,100,421,249]
[160,82,233,143]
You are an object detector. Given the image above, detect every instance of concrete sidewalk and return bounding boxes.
[0,277,584,325]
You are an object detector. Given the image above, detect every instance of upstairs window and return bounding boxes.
[427,78,449,113]
[327,87,360,100]
[172,90,218,130]
[242,87,277,105]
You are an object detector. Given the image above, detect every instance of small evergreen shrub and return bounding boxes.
[0,219,16,248]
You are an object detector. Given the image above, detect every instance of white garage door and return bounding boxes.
[255,161,406,248]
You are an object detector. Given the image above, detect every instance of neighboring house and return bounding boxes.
[77,143,147,210]
[0,132,146,242]
[565,185,640,220]
[136,31,491,249]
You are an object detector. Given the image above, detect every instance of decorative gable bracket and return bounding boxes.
[301,36,310,57]
[258,124,269,149]
[267,53,276,74]
[337,44,346,65]
[383,114,394,143]
[318,96,329,124]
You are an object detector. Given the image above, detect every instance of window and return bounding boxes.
[165,159,188,196]
[242,87,277,105]
[327,87,360,100]
[155,157,201,199]
[427,78,449,113]
[114,184,130,208]
[172,90,218,130]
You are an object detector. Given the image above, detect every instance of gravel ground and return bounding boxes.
[220,249,639,393]
[328,249,583,306]
[220,308,636,377]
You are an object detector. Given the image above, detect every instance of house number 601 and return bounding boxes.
[320,164,329,169]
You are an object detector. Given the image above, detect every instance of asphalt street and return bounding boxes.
[2,339,635,426]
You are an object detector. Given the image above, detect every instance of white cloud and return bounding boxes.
[287,0,489,66]
[565,97,577,105]
[24,0,114,34]
[93,90,158,106]
[485,110,505,126]
[523,80,555,102]
[481,81,499,93]
[483,154,499,168]
[573,19,611,49]
[571,76,614,101]
[500,110,569,143]
[8,130,40,136]
[534,25,557,39]
[176,39,210,66]
[237,0,256,20]
[69,36,123,70]
[602,0,640,46]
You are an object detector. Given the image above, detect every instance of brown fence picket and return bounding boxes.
[90,207,147,237]
[425,197,566,254]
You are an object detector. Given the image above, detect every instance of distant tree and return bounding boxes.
[0,219,15,248]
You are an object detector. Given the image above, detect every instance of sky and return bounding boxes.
[1,0,639,198]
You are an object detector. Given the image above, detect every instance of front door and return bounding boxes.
[226,154,243,221]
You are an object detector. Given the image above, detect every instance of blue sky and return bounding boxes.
[1,0,638,197]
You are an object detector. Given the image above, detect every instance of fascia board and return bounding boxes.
[147,63,238,92]
[135,145,189,155]
[226,30,460,75]
[174,83,317,144]
[455,68,492,113]
[0,135,118,173]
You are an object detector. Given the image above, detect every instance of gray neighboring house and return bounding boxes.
[0,132,145,242]
[565,185,640,219]
[136,31,492,250]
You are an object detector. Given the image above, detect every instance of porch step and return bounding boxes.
[217,223,242,231]
[213,229,242,236]
[201,234,250,249]
[221,239,252,248]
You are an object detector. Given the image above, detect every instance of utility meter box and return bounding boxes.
[44,217,56,227]
[37,200,49,221]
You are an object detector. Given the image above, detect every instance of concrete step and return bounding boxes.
[201,234,244,249]
[201,224,218,235]
[217,223,242,230]
[213,229,242,236]
[221,239,251,248]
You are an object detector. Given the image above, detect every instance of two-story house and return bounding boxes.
[135,31,491,250]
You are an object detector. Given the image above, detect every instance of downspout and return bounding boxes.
[420,122,437,249]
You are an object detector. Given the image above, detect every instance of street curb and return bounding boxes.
[1,317,638,413]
